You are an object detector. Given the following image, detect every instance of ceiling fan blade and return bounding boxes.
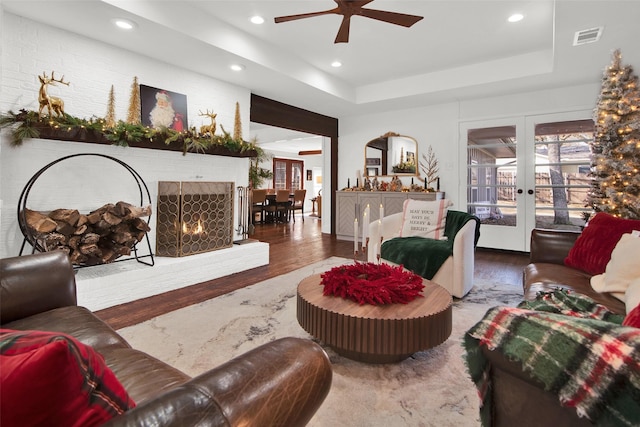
[334,16,351,43]
[357,8,423,27]
[274,8,339,24]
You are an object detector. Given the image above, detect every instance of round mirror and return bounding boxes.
[364,132,418,177]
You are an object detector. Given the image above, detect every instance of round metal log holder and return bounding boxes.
[17,153,155,267]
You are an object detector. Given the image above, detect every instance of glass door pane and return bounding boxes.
[274,159,287,190]
[467,125,518,227]
[533,119,594,230]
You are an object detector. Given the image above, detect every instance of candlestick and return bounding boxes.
[347,178,350,188]
[424,177,427,189]
[356,178,359,188]
[437,177,440,191]
[411,177,414,185]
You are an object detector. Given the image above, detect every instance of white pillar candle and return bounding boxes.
[379,203,384,221]
[377,219,383,258]
[354,218,359,253]
[362,211,368,247]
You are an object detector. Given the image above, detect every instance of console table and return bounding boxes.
[336,191,444,240]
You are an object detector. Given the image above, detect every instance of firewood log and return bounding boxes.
[76,214,88,227]
[24,209,57,233]
[68,235,81,250]
[69,251,87,265]
[49,209,80,226]
[55,220,76,236]
[103,211,123,226]
[131,217,151,232]
[81,233,100,245]
[117,201,152,219]
[79,243,101,257]
[41,232,66,250]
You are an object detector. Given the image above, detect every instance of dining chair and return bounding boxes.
[289,189,307,222]
[250,189,267,224]
[275,189,291,223]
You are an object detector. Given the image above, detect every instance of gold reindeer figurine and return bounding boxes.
[38,71,70,119]
[198,109,217,138]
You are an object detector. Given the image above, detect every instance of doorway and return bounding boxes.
[250,94,338,234]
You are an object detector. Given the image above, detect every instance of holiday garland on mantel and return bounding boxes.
[0,109,259,158]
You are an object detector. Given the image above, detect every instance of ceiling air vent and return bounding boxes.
[573,27,603,46]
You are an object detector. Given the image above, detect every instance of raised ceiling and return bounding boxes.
[3,0,639,122]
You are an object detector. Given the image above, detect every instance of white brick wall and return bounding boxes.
[0,12,255,259]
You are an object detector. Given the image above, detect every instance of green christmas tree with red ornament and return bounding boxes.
[586,49,640,220]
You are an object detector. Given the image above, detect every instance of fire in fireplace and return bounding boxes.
[156,181,234,257]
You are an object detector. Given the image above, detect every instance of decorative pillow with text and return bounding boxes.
[399,198,452,240]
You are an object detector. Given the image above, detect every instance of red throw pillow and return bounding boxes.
[623,304,640,328]
[564,212,640,275]
[0,329,135,427]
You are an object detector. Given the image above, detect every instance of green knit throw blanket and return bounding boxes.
[380,210,480,280]
[464,290,640,426]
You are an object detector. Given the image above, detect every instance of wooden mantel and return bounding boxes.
[28,123,257,158]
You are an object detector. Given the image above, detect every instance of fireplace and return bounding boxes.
[156,181,234,257]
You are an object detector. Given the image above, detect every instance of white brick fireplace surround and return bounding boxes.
[0,138,269,311]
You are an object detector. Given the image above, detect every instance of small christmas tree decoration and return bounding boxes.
[105,85,116,128]
[419,145,440,189]
[233,101,242,141]
[586,49,640,219]
[126,76,141,125]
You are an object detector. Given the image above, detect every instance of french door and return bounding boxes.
[461,111,594,252]
[461,118,527,251]
[273,158,303,190]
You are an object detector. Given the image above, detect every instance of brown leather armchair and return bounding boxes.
[473,229,626,426]
[1,251,332,426]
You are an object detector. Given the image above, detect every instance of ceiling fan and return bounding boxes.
[274,0,424,43]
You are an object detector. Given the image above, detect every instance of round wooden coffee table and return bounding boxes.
[297,273,452,363]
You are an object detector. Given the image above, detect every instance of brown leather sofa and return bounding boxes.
[478,229,625,426]
[1,251,332,427]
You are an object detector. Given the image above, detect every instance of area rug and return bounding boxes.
[118,257,524,426]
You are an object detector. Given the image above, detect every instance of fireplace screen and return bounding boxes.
[156,181,234,257]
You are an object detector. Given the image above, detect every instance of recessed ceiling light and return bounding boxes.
[331,61,342,68]
[508,13,524,23]
[112,18,137,30]
[230,64,246,71]
[250,16,265,24]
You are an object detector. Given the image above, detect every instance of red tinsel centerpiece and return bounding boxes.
[320,262,425,305]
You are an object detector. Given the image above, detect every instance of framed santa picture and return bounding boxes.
[140,84,188,131]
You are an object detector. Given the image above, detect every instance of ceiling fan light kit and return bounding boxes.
[274,0,423,43]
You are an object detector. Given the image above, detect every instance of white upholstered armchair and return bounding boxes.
[367,211,479,298]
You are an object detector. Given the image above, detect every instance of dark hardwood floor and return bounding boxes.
[95,214,530,330]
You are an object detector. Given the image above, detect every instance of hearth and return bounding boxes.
[156,181,234,257]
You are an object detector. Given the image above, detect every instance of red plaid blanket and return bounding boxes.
[464,290,640,426]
